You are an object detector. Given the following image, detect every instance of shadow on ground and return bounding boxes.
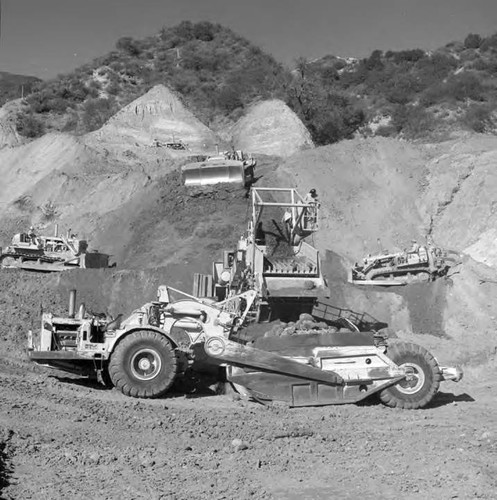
[427,391,475,409]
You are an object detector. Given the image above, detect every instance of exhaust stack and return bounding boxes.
[68,290,76,318]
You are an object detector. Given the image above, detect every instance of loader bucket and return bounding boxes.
[181,160,245,187]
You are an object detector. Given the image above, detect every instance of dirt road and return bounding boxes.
[1,352,495,500]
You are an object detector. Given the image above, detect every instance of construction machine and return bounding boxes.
[193,187,328,321]
[26,188,462,408]
[349,244,455,286]
[27,286,462,408]
[0,225,111,272]
[181,150,256,187]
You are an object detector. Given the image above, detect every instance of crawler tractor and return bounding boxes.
[0,226,111,272]
[28,287,462,409]
[349,244,454,286]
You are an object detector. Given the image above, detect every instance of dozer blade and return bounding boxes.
[348,269,407,286]
[350,278,407,286]
[181,160,245,186]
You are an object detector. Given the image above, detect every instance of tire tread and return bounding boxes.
[379,341,441,410]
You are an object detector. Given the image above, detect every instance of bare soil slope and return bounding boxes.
[87,85,219,154]
[270,136,497,365]
[231,99,314,157]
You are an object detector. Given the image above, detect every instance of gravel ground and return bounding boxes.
[0,356,494,500]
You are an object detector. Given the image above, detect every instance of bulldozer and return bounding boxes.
[193,187,328,321]
[349,243,455,286]
[27,286,462,409]
[0,225,111,272]
[181,150,256,187]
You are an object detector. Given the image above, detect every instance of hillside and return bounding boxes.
[13,22,291,140]
[9,25,497,148]
[303,32,497,139]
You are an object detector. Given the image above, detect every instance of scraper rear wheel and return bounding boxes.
[379,342,442,409]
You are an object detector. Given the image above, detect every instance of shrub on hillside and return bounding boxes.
[116,37,142,57]
[386,49,426,64]
[464,33,482,50]
[421,72,486,106]
[16,112,45,138]
[445,72,486,101]
[480,34,497,52]
[384,74,424,104]
[462,103,495,132]
[81,97,116,131]
[391,105,435,138]
[415,53,458,87]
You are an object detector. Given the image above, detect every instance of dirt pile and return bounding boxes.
[231,99,314,157]
[87,84,219,153]
[0,133,89,209]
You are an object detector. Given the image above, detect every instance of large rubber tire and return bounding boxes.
[108,330,178,398]
[379,342,442,409]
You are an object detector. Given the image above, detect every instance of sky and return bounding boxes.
[1,0,497,79]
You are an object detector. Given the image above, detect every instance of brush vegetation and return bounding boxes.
[9,23,497,143]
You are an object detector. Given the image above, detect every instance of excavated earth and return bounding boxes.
[1,88,497,498]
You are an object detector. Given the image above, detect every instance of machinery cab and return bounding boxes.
[11,232,42,250]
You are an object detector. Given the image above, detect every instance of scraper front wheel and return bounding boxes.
[379,342,442,409]
[108,330,178,398]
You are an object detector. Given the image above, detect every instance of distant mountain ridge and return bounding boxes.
[5,23,497,144]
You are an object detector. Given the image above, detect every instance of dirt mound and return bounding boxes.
[0,132,89,208]
[231,99,314,157]
[88,84,219,153]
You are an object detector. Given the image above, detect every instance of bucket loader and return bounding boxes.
[0,225,111,272]
[27,287,462,409]
[194,187,328,322]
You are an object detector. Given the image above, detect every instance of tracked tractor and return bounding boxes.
[0,226,111,272]
[349,244,458,286]
[194,187,328,322]
[27,287,462,409]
